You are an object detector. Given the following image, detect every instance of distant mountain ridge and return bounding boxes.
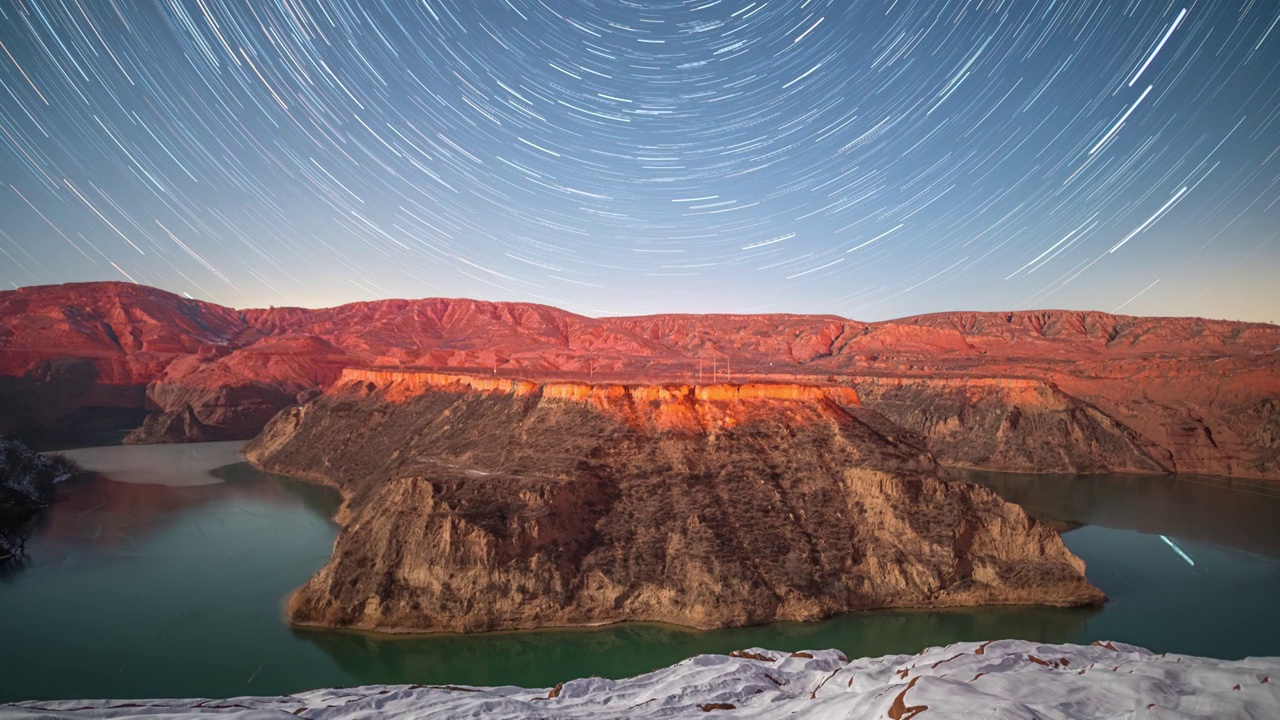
[1,281,1277,478]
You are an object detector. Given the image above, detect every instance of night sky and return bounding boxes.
[1,1,1278,322]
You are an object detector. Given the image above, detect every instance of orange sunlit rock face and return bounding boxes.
[337,368,861,433]
[2,281,1278,479]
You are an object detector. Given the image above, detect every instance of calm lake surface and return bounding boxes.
[3,443,1279,702]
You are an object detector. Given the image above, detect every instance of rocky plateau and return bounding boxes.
[2,281,1277,480]
[244,370,1103,633]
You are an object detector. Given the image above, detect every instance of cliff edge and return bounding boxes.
[4,282,1277,479]
[245,371,1103,634]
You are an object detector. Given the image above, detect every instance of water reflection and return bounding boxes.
[1060,524,1280,658]
[964,471,1280,559]
[0,445,345,702]
[4,445,1280,703]
[212,461,342,526]
[7,458,338,564]
[297,605,1097,690]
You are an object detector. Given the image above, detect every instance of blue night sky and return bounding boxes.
[1,0,1278,321]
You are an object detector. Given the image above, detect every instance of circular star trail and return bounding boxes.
[1,0,1279,320]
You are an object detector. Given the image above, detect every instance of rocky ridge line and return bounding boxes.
[2,281,1276,478]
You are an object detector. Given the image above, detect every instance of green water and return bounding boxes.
[2,444,1279,702]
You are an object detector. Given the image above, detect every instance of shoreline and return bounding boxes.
[5,639,1276,718]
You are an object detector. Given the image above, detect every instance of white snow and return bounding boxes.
[3,639,1277,719]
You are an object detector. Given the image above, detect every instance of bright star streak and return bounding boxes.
[1160,535,1196,566]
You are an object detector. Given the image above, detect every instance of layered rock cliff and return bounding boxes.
[848,376,1174,474]
[245,371,1103,633]
[3,281,1277,479]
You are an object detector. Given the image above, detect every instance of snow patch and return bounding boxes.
[4,640,1278,718]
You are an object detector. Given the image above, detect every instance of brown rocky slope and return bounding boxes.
[3,282,1278,478]
[245,371,1103,633]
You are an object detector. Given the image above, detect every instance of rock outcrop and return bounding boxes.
[245,371,1102,634]
[848,376,1174,474]
[3,281,1278,479]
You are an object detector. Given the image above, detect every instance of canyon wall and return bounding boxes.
[244,372,1103,633]
[848,376,1174,474]
[3,282,1277,478]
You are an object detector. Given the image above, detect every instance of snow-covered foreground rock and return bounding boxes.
[4,640,1278,719]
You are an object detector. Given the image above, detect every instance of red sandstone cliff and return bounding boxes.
[244,372,1103,633]
[2,282,1277,478]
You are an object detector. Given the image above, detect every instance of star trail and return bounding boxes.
[1,0,1278,320]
